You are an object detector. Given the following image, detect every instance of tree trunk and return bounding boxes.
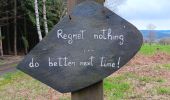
[24,15,28,54]
[6,13,11,54]
[0,27,3,56]
[6,0,11,54]
[34,0,42,41]
[43,0,48,35]
[14,0,17,56]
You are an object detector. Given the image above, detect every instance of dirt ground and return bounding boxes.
[114,52,170,99]
[118,52,170,77]
[0,56,23,75]
[0,55,23,66]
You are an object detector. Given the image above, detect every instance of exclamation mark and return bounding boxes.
[117,57,121,68]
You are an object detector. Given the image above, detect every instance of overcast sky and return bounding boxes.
[105,0,170,30]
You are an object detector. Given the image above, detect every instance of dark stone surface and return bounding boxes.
[17,1,143,93]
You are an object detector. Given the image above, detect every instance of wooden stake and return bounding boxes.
[71,81,103,100]
[67,0,105,100]
[67,0,105,14]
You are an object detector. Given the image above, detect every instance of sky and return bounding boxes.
[104,0,170,30]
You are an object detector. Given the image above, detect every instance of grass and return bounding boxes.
[156,64,170,70]
[156,78,165,83]
[0,71,134,100]
[104,80,130,99]
[0,71,24,88]
[139,76,166,84]
[0,71,135,100]
[0,60,4,66]
[139,76,154,83]
[140,44,170,55]
[163,64,170,70]
[0,71,70,100]
[156,87,170,95]
[104,73,134,100]
[0,66,169,99]
[0,63,17,68]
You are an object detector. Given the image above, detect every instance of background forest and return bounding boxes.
[0,0,66,56]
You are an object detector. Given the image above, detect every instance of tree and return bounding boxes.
[0,0,66,55]
[22,15,29,54]
[14,0,17,55]
[42,0,48,35]
[0,27,4,56]
[147,24,156,45]
[34,0,42,41]
[159,38,170,45]
[6,0,11,54]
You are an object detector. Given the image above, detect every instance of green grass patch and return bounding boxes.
[0,60,4,66]
[156,87,170,95]
[104,74,133,99]
[140,44,170,55]
[0,71,25,88]
[139,76,153,83]
[0,71,70,100]
[59,97,70,100]
[155,64,170,71]
[139,76,165,83]
[156,78,165,83]
[163,64,170,70]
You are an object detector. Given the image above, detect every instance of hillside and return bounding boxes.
[140,30,170,40]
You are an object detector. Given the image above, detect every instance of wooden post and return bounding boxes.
[71,81,103,100]
[67,0,105,14]
[67,0,105,100]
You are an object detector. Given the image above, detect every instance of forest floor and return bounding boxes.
[0,44,170,100]
[0,56,23,66]
[0,56,23,75]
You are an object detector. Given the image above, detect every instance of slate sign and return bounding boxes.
[17,1,143,93]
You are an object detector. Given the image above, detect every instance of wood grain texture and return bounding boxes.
[67,0,105,13]
[71,81,103,100]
